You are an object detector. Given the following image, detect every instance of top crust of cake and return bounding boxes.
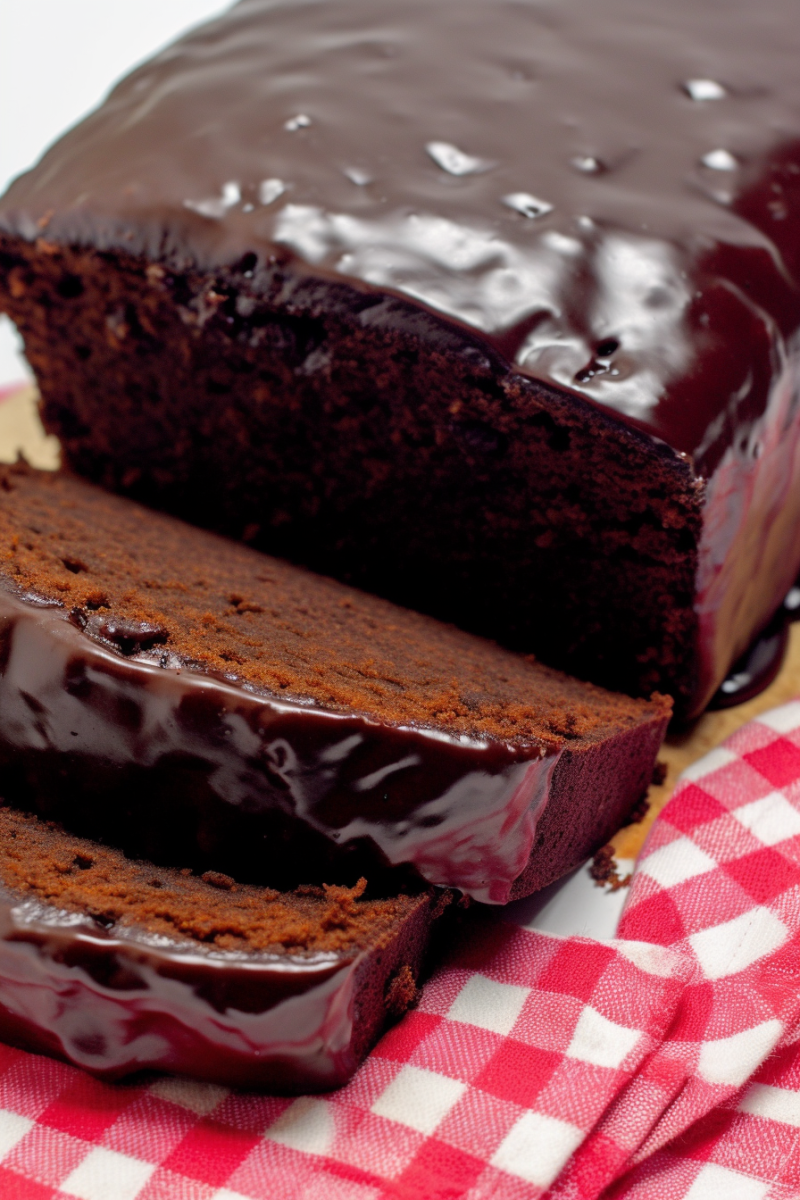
[0,463,668,747]
[1,0,799,473]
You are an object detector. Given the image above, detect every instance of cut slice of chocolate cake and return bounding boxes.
[0,806,442,1091]
[3,0,800,718]
[0,464,669,905]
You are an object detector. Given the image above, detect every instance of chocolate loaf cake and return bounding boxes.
[0,806,441,1091]
[2,0,800,718]
[0,463,669,905]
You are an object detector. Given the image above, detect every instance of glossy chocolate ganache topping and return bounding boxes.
[3,0,800,475]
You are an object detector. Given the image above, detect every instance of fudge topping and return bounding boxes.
[2,0,800,473]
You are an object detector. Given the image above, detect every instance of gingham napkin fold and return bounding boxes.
[4,701,800,1199]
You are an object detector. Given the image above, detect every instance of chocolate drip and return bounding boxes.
[70,609,169,656]
[709,581,800,709]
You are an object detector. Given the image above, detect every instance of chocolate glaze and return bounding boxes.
[693,349,800,706]
[0,888,433,1091]
[709,615,789,709]
[709,580,800,709]
[0,587,561,904]
[3,0,800,474]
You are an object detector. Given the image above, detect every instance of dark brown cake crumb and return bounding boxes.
[589,844,632,892]
[385,964,419,1017]
[430,890,455,921]
[651,760,669,787]
[201,871,237,891]
[320,879,368,930]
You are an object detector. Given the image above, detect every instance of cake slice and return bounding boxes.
[0,805,442,1091]
[0,463,669,905]
[2,0,800,718]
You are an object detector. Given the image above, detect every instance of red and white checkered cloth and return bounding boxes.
[4,701,800,1199]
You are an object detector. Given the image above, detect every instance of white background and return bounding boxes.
[0,0,230,385]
